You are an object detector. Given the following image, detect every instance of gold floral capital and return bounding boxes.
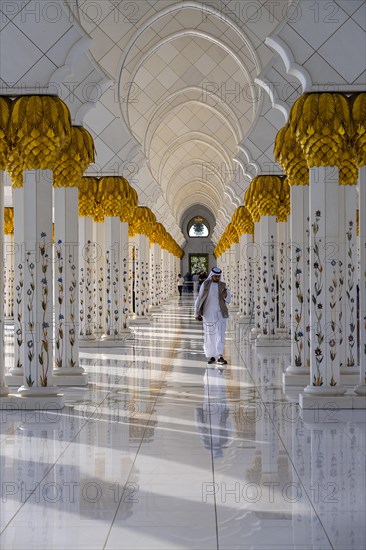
[4,207,14,235]
[7,95,72,187]
[53,126,95,188]
[0,97,11,170]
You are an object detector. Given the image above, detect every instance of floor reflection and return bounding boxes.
[1,299,365,549]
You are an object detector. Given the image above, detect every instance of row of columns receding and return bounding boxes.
[0,170,180,409]
[217,167,366,407]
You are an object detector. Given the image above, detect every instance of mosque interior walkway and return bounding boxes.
[1,296,365,550]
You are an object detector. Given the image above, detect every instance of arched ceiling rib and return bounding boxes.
[114,2,261,221]
[157,134,233,188]
[145,94,242,155]
[76,0,265,233]
[166,161,224,194]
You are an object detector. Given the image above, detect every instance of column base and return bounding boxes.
[128,315,151,325]
[100,328,132,341]
[299,391,366,416]
[4,318,14,325]
[303,385,347,397]
[277,328,291,338]
[149,306,162,312]
[79,334,97,341]
[229,305,240,313]
[79,339,102,348]
[0,392,64,410]
[97,339,131,348]
[354,385,366,396]
[255,334,290,347]
[5,371,24,387]
[282,368,310,387]
[53,374,88,386]
[339,366,360,385]
[0,386,10,396]
[53,367,88,386]
[236,314,252,324]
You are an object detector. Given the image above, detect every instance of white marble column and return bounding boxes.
[168,253,174,297]
[95,221,105,335]
[128,239,135,314]
[103,217,120,339]
[53,187,87,385]
[4,233,14,319]
[6,187,25,386]
[277,220,290,337]
[161,248,169,303]
[130,234,150,323]
[242,233,254,321]
[157,246,163,306]
[251,222,261,339]
[16,170,63,406]
[79,217,96,341]
[237,233,253,323]
[355,166,366,395]
[303,167,346,397]
[0,171,9,397]
[150,243,162,310]
[256,215,281,346]
[284,185,310,385]
[120,221,131,332]
[338,186,359,384]
[229,243,239,312]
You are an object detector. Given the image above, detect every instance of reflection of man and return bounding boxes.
[195,368,230,459]
[192,272,199,294]
[194,267,231,365]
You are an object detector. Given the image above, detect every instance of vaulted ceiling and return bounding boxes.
[76,0,283,241]
[1,0,365,245]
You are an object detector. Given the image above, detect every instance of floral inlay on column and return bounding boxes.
[25,254,35,387]
[279,241,286,329]
[135,258,140,315]
[328,260,338,386]
[306,224,311,368]
[312,211,324,386]
[262,255,268,335]
[141,259,146,314]
[85,242,94,335]
[68,255,77,367]
[112,261,119,335]
[98,265,103,331]
[129,250,133,313]
[122,255,129,329]
[346,221,356,367]
[294,246,304,367]
[255,264,261,330]
[150,250,155,306]
[105,250,111,335]
[55,239,64,368]
[338,261,344,365]
[269,235,276,335]
[15,264,23,369]
[79,266,84,336]
[39,232,50,386]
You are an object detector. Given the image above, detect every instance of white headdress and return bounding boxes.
[206,267,222,281]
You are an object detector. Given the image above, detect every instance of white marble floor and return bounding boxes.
[1,296,365,549]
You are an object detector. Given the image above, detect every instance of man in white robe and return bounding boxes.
[194,267,231,365]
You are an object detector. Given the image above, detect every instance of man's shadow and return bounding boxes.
[195,368,230,459]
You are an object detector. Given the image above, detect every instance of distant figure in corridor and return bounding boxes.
[177,273,184,296]
[192,272,200,294]
[194,267,231,365]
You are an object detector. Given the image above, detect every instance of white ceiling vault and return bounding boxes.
[1,0,365,245]
[73,0,286,244]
